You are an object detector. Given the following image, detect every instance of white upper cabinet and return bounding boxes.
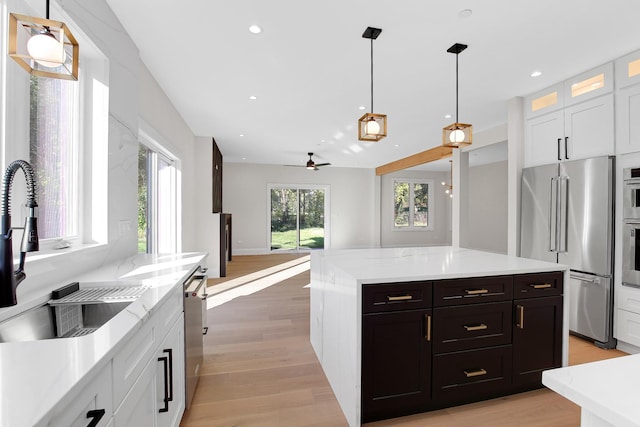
[524,63,615,167]
[563,62,614,107]
[615,48,640,89]
[525,83,564,119]
[616,49,640,154]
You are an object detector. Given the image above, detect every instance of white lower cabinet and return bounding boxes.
[157,314,185,427]
[114,355,157,427]
[47,364,113,427]
[113,313,185,427]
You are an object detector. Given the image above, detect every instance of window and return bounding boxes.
[138,128,179,254]
[29,76,79,240]
[268,184,330,251]
[393,179,434,230]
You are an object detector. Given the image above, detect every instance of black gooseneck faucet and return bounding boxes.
[0,160,39,308]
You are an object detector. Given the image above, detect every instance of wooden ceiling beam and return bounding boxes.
[375,145,453,176]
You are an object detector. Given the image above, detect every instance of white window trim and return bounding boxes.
[266,183,331,252]
[139,119,182,254]
[392,178,435,231]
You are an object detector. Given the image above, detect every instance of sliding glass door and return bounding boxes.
[269,185,329,251]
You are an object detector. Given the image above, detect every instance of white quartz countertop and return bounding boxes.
[543,355,640,427]
[0,252,207,427]
[318,246,566,283]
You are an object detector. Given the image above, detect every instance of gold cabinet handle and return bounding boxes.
[530,283,552,289]
[465,289,489,295]
[425,314,432,341]
[464,323,488,331]
[516,305,524,329]
[387,295,413,301]
[464,368,487,378]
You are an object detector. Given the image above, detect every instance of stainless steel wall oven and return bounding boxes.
[623,167,640,288]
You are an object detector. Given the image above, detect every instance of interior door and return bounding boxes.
[520,163,559,264]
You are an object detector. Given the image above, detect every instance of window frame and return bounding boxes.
[138,122,180,254]
[392,178,435,231]
[1,0,110,253]
[266,183,331,252]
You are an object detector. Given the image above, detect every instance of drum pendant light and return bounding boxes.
[443,43,472,147]
[8,0,79,80]
[358,27,387,142]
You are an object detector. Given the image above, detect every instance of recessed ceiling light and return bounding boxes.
[239,134,245,137]
[249,25,262,34]
[531,70,542,77]
[249,95,257,100]
[445,114,452,119]
[458,9,473,18]
[242,157,247,160]
[394,144,400,148]
[358,106,366,110]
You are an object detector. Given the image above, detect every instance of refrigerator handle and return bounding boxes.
[558,176,569,253]
[549,177,558,252]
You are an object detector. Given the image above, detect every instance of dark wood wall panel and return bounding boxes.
[212,138,223,213]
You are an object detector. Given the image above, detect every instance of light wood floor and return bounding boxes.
[181,254,627,427]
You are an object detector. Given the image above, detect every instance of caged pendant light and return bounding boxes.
[358,27,387,142]
[8,0,79,81]
[443,43,472,147]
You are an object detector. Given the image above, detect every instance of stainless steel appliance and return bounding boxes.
[623,167,640,288]
[520,155,615,348]
[623,167,640,219]
[183,266,208,409]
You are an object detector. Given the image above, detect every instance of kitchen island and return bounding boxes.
[310,246,569,426]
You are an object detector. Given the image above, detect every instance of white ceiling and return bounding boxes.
[105,0,640,172]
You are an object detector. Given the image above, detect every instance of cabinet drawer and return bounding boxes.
[513,272,563,298]
[433,302,512,353]
[432,345,512,404]
[433,276,513,307]
[363,282,431,314]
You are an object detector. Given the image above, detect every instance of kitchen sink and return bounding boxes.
[0,301,131,343]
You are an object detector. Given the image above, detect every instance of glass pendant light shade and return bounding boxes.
[8,10,79,81]
[442,43,472,148]
[27,30,65,67]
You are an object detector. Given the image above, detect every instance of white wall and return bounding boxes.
[380,169,452,247]
[217,162,379,255]
[466,161,508,254]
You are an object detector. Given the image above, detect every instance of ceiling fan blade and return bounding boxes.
[284,164,306,167]
[314,163,331,167]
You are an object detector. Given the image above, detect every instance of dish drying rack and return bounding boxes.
[48,285,149,338]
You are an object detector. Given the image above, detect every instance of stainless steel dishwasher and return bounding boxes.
[183,266,208,409]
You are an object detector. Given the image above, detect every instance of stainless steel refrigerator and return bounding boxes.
[520,155,615,348]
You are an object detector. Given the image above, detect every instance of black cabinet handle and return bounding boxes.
[158,356,169,413]
[557,138,561,161]
[86,409,105,427]
[164,348,174,402]
[564,136,569,159]
[203,326,209,335]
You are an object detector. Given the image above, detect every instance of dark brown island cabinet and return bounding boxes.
[361,271,563,423]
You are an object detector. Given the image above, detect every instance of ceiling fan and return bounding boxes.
[287,152,331,171]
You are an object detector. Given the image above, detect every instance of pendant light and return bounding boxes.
[358,27,387,142]
[8,0,79,81]
[441,160,453,198]
[442,43,472,147]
